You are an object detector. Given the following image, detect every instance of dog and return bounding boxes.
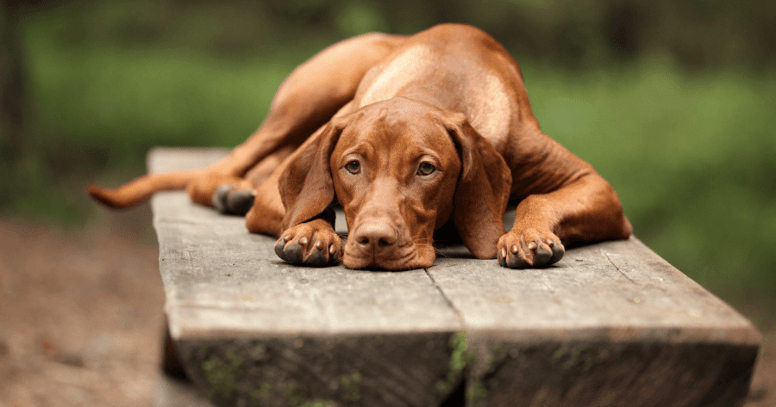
[88,23,632,270]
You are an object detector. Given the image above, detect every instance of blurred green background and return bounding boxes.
[1,0,774,317]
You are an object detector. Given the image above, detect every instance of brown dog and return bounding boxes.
[88,23,632,270]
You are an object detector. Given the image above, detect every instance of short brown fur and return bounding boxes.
[89,24,632,270]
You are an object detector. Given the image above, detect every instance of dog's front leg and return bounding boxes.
[497,174,632,268]
[243,172,341,267]
[274,217,342,267]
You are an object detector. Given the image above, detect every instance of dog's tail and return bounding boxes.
[87,170,200,209]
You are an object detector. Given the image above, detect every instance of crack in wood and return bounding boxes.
[603,249,636,284]
[149,149,761,407]
[425,267,466,326]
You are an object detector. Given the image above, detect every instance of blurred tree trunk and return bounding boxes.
[0,0,25,163]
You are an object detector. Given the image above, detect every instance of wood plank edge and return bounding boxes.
[462,325,761,347]
[173,331,464,407]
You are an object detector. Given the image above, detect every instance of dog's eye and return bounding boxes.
[417,162,436,176]
[345,160,361,174]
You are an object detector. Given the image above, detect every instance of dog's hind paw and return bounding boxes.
[274,219,342,267]
[212,185,255,215]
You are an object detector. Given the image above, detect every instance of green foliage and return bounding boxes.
[6,0,775,314]
[285,384,305,406]
[438,330,474,394]
[201,351,243,399]
[339,372,362,402]
[333,1,388,37]
[249,383,272,406]
[522,59,776,301]
[284,383,339,407]
[466,345,502,405]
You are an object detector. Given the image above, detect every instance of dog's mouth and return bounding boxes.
[341,240,435,270]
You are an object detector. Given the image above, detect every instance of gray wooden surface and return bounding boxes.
[149,147,761,407]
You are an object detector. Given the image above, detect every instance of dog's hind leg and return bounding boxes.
[88,33,405,211]
[182,33,407,210]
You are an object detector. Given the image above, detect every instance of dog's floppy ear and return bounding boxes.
[278,119,346,230]
[441,113,512,259]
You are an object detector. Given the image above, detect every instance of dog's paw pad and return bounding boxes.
[212,185,233,213]
[212,185,255,215]
[226,190,255,215]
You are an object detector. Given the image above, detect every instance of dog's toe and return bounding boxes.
[504,245,530,269]
[283,241,304,264]
[274,235,291,261]
[305,244,328,267]
[498,245,529,268]
[275,235,330,266]
[548,240,565,265]
[507,254,530,268]
[533,244,552,266]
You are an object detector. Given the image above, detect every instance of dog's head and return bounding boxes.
[279,97,511,270]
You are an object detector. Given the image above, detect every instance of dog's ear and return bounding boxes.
[278,119,346,230]
[442,113,512,259]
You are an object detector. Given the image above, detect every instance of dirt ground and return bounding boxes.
[0,207,773,407]
[0,206,165,407]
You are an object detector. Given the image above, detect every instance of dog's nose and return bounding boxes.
[353,220,399,252]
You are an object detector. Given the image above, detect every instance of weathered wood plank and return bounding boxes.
[431,238,758,343]
[149,147,761,407]
[153,191,460,337]
[149,148,464,407]
[430,239,761,406]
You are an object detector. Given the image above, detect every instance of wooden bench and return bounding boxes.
[149,148,761,407]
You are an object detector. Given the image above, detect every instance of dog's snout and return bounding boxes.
[353,220,399,251]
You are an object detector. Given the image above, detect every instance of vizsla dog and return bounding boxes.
[88,23,632,270]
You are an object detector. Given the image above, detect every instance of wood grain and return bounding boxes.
[149,148,462,407]
[431,240,760,406]
[149,147,761,407]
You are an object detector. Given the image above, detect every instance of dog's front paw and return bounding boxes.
[497,227,565,268]
[274,219,342,267]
